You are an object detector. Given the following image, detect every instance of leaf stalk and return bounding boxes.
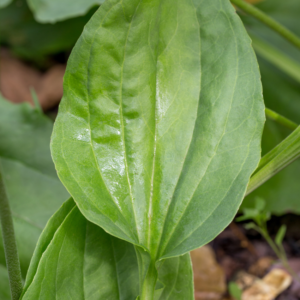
[0,165,23,300]
[251,36,300,84]
[140,261,157,300]
[265,108,298,131]
[231,0,300,50]
[246,126,300,195]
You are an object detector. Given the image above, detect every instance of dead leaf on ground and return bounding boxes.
[242,269,292,300]
[191,245,226,300]
[0,49,65,111]
[272,258,300,298]
[249,257,274,277]
[235,271,258,290]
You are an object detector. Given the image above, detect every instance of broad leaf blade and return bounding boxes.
[21,199,193,300]
[51,0,264,261]
[0,97,69,275]
[27,0,104,23]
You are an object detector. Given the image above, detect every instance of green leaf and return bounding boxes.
[228,282,242,300]
[244,222,257,230]
[0,96,69,276]
[21,199,194,300]
[0,0,95,62]
[0,0,11,9]
[51,0,264,283]
[275,224,286,246]
[27,0,104,23]
[157,255,193,300]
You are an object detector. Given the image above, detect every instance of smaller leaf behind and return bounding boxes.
[275,225,286,246]
[21,199,194,300]
[27,0,104,23]
[0,96,69,275]
[0,0,11,8]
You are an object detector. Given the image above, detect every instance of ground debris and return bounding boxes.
[241,269,292,300]
[0,49,65,111]
[191,245,226,300]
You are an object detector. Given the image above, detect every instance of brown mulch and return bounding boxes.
[209,214,300,299]
[0,48,65,111]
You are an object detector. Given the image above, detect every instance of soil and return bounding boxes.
[211,215,300,299]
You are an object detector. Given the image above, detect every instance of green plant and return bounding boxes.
[228,281,242,300]
[237,197,300,281]
[49,0,264,298]
[0,95,69,299]
[1,0,300,299]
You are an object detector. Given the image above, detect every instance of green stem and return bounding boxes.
[254,225,300,282]
[231,0,300,50]
[140,261,157,300]
[30,87,42,113]
[261,230,282,258]
[246,126,300,195]
[0,166,23,300]
[265,108,298,131]
[278,244,300,282]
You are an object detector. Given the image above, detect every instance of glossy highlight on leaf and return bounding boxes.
[21,199,193,300]
[51,0,264,265]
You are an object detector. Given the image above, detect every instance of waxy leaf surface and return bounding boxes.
[27,0,104,23]
[0,97,69,276]
[51,0,265,261]
[21,199,193,300]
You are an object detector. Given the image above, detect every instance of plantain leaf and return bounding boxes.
[0,96,69,276]
[21,199,193,300]
[51,0,264,274]
[27,0,104,23]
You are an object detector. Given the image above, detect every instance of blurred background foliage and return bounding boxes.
[0,0,300,298]
[241,0,300,214]
[0,0,98,63]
